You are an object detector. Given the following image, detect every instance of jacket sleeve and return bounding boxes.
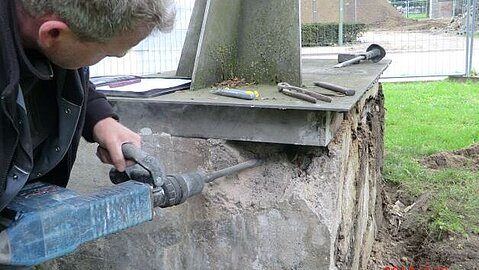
[82,80,119,142]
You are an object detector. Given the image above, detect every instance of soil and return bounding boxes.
[305,0,456,33]
[368,144,479,270]
[213,77,256,88]
[363,0,470,34]
[420,144,479,172]
[362,4,478,260]
[376,17,451,32]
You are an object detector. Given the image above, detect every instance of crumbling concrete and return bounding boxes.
[43,83,384,270]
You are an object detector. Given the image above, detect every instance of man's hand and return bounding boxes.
[92,117,141,172]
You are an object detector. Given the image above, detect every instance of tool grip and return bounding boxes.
[121,143,146,161]
[305,90,333,102]
[213,89,258,100]
[280,88,317,103]
[110,143,166,188]
[314,81,356,96]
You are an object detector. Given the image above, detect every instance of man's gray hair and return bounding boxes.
[19,0,176,42]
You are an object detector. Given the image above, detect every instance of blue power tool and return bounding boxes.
[0,144,260,266]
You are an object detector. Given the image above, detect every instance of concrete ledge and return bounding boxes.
[109,59,389,146]
[111,101,344,146]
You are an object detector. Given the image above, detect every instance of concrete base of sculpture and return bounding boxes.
[43,82,384,270]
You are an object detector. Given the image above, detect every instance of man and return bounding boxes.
[0,0,175,262]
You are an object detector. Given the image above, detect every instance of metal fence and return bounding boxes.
[389,0,429,18]
[89,0,194,77]
[90,0,478,79]
[302,0,478,79]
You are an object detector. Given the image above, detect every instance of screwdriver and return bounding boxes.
[212,88,260,100]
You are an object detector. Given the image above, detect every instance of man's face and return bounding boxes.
[42,28,150,70]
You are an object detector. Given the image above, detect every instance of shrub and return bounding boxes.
[301,23,367,46]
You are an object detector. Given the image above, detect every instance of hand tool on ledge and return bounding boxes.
[334,44,386,68]
[313,81,356,96]
[212,88,260,100]
[0,143,262,266]
[277,82,332,103]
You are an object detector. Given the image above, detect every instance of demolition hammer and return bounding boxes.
[0,144,261,266]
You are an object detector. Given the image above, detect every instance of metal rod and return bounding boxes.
[334,55,365,68]
[204,159,262,183]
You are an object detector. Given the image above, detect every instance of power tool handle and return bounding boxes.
[110,144,166,188]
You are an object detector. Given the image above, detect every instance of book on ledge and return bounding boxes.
[91,75,191,98]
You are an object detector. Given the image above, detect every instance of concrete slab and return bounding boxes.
[114,60,390,112]
[110,101,345,146]
[108,59,388,146]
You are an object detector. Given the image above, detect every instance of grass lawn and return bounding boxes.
[383,79,479,236]
[404,13,428,20]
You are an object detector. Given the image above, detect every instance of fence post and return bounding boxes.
[354,0,358,22]
[406,0,410,18]
[468,0,477,75]
[465,0,477,76]
[339,0,344,45]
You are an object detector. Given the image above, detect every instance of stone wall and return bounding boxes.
[43,83,384,270]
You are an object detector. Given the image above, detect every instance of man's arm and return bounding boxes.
[83,81,141,172]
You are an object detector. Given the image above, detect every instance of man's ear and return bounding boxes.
[38,20,71,48]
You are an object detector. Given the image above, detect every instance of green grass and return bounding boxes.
[383,80,479,236]
[404,13,428,20]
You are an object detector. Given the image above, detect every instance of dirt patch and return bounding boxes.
[213,77,256,88]
[302,0,453,32]
[419,144,479,172]
[369,144,479,269]
[416,235,479,270]
[302,0,404,25]
[379,18,451,31]
[369,182,479,270]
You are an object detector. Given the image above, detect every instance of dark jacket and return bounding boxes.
[0,0,116,207]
